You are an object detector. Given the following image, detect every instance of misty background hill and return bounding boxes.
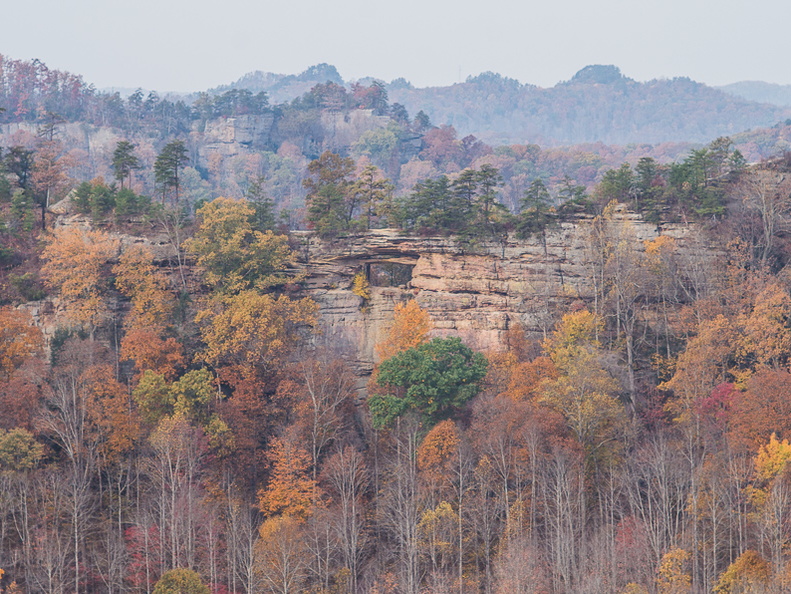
[716,80,791,107]
[4,53,791,218]
[218,64,791,145]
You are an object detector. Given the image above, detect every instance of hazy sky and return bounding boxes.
[3,0,788,93]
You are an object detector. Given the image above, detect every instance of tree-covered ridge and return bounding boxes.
[214,63,791,145]
[1,130,784,309]
[387,67,791,145]
[3,145,791,591]
[6,54,791,592]
[4,54,791,149]
[5,53,791,239]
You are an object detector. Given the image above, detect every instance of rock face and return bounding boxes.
[294,208,703,375]
[31,204,709,379]
[196,114,276,165]
[319,109,391,149]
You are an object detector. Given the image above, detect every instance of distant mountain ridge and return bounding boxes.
[2,52,790,149]
[221,64,791,145]
[210,63,344,104]
[387,66,791,145]
[717,81,791,107]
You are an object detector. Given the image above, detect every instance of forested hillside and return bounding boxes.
[221,63,791,145]
[5,54,791,594]
[719,81,791,107]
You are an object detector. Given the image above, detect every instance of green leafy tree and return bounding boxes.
[596,163,635,206]
[634,157,664,222]
[398,176,457,233]
[556,176,592,216]
[469,164,511,242]
[664,137,743,220]
[112,140,141,189]
[154,140,189,204]
[9,189,35,231]
[517,178,554,238]
[4,146,34,191]
[399,166,510,239]
[303,151,355,237]
[245,175,276,232]
[474,164,503,217]
[73,180,115,220]
[450,169,478,214]
[414,110,432,132]
[352,125,401,172]
[0,148,11,202]
[370,337,487,428]
[349,164,393,229]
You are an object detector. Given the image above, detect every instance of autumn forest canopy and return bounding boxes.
[5,54,791,594]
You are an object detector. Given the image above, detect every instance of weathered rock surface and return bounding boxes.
[29,204,710,378]
[196,114,276,165]
[293,209,704,374]
[319,109,391,149]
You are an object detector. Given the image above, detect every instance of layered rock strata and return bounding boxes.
[294,210,702,375]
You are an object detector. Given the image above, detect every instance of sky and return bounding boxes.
[3,0,789,93]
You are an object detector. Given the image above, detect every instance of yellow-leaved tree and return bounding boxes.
[41,228,119,334]
[185,197,316,392]
[184,196,295,295]
[375,299,432,362]
[744,434,791,573]
[539,310,626,468]
[198,291,317,387]
[714,550,771,593]
[113,245,174,332]
[656,547,691,594]
[737,282,791,371]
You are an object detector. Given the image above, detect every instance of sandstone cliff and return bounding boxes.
[294,208,705,375]
[25,205,709,379]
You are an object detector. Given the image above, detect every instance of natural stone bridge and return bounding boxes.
[291,212,701,375]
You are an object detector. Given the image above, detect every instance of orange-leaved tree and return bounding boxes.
[41,228,119,334]
[257,435,321,520]
[113,245,174,332]
[417,419,460,497]
[83,364,142,463]
[198,291,316,389]
[114,246,183,382]
[0,306,43,382]
[255,515,309,594]
[120,328,185,383]
[31,137,73,227]
[375,299,432,362]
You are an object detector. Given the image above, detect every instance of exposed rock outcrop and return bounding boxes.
[196,114,276,165]
[31,204,710,379]
[294,210,705,374]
